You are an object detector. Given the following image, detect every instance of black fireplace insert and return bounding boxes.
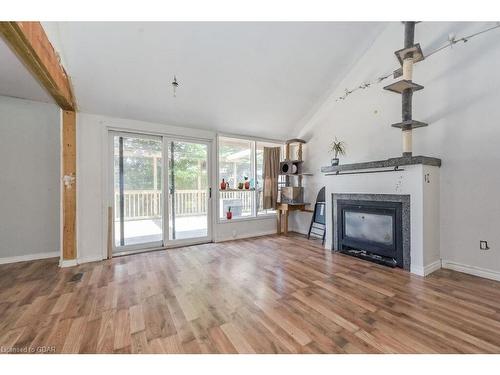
[336,199,403,268]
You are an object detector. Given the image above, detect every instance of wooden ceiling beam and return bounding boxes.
[0,21,76,110]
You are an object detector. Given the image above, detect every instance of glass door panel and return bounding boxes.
[113,133,163,250]
[168,140,209,241]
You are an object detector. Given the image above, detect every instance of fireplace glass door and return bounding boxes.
[337,199,403,267]
[344,211,394,246]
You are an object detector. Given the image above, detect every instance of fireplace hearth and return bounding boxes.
[332,194,411,270]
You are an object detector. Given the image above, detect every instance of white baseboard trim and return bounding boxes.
[59,255,105,268]
[0,251,59,265]
[59,259,78,267]
[289,226,308,236]
[77,255,105,265]
[215,230,277,243]
[441,260,500,282]
[424,259,442,276]
[410,260,441,277]
[410,265,424,277]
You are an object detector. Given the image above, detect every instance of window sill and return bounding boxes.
[217,214,276,224]
[219,188,255,192]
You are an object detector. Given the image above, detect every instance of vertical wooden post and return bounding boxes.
[62,110,77,261]
[277,208,282,234]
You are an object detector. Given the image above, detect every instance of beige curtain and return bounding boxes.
[262,147,281,209]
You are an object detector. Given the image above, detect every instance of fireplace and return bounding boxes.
[333,194,411,270]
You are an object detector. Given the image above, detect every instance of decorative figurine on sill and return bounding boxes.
[226,207,232,220]
[238,181,244,189]
[220,178,226,190]
[244,176,250,189]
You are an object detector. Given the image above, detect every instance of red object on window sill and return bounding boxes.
[226,211,232,220]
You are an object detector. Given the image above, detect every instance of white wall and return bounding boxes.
[76,112,276,263]
[291,22,500,277]
[0,96,60,262]
[215,217,276,242]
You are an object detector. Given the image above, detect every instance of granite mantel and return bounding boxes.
[321,155,441,174]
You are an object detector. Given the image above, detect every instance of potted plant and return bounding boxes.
[226,207,232,220]
[244,176,250,189]
[329,138,346,166]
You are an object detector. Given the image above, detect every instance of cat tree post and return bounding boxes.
[402,21,415,156]
[383,21,427,157]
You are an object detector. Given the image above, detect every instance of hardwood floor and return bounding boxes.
[1,233,500,354]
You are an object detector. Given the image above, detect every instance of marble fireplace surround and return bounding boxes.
[332,193,411,271]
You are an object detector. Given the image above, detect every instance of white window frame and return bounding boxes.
[217,134,283,223]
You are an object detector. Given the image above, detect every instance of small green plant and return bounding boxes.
[329,138,346,159]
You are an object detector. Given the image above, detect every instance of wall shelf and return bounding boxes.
[383,80,424,94]
[321,155,441,174]
[391,120,428,129]
[279,172,313,176]
[394,43,424,65]
[326,167,405,176]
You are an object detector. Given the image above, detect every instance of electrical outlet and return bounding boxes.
[480,241,490,250]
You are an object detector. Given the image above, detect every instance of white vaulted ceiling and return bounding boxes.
[40,22,387,138]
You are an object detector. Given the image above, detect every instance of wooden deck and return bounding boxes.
[1,234,500,353]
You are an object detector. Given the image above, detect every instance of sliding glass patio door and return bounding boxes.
[112,133,164,252]
[110,132,212,254]
[168,140,211,243]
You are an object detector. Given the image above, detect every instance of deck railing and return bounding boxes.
[115,190,163,220]
[219,190,254,215]
[115,189,256,220]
